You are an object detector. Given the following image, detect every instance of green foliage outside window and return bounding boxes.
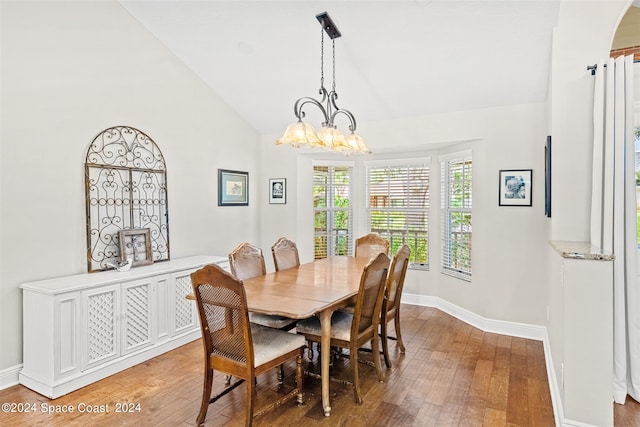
[368,165,429,265]
[314,166,352,258]
[443,158,472,277]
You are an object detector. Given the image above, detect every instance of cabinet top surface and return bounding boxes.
[21,255,228,294]
[549,241,614,261]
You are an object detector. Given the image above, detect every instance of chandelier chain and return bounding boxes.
[320,26,325,89]
[332,39,336,93]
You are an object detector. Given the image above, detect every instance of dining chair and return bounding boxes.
[229,242,267,282]
[380,244,411,368]
[296,252,390,405]
[229,242,297,331]
[190,264,305,427]
[354,233,390,259]
[271,237,300,271]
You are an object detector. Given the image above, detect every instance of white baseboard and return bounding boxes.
[0,364,21,390]
[402,293,547,340]
[402,293,603,427]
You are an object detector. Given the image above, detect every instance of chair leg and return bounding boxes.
[295,353,304,404]
[381,320,392,369]
[196,367,213,426]
[245,375,256,427]
[277,364,284,385]
[351,343,363,405]
[394,313,406,353]
[307,340,314,360]
[371,335,384,383]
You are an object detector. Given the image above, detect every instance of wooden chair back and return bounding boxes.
[271,237,300,271]
[380,245,411,368]
[351,252,390,339]
[385,245,411,316]
[191,264,254,378]
[229,242,266,281]
[354,233,390,259]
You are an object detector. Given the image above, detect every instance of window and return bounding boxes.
[313,163,353,259]
[441,152,472,280]
[366,160,430,268]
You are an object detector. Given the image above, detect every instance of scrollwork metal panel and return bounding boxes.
[85,126,170,272]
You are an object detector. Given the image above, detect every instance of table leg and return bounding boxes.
[319,308,332,417]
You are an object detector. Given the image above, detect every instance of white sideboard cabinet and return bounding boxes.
[19,255,229,399]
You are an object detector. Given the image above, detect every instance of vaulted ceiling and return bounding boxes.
[120,1,562,135]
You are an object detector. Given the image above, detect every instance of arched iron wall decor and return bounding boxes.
[85,126,170,272]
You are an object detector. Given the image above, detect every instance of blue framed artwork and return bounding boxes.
[499,169,532,207]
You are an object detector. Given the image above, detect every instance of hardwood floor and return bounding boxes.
[0,305,558,426]
[615,395,640,426]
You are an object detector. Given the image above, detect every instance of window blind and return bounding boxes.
[441,155,472,280]
[313,165,353,259]
[367,162,430,268]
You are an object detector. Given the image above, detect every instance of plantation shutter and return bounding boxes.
[313,163,354,258]
[441,153,472,280]
[366,159,430,268]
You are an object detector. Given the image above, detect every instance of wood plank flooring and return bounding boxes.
[0,305,558,426]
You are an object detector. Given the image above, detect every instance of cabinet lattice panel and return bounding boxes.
[174,275,193,331]
[87,291,116,364]
[125,284,150,348]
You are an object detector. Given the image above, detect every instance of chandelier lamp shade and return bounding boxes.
[275,12,369,155]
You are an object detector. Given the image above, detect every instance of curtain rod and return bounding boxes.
[588,59,640,75]
[587,64,605,76]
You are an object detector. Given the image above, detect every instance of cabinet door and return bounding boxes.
[155,274,171,340]
[54,293,81,379]
[82,285,120,370]
[121,278,154,355]
[171,270,197,336]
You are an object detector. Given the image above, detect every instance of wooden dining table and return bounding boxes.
[191,255,371,417]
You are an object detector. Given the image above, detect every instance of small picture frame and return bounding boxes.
[269,178,286,204]
[499,169,532,207]
[118,228,153,267]
[218,169,249,206]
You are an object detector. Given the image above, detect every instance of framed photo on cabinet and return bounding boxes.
[118,228,153,267]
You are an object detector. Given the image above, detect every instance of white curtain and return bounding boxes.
[590,55,639,404]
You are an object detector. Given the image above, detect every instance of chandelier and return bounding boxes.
[275,12,369,155]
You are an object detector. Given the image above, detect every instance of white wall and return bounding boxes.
[546,1,631,425]
[260,102,550,326]
[0,1,261,371]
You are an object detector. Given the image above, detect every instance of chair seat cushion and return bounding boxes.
[296,310,353,342]
[249,312,297,329]
[251,324,306,367]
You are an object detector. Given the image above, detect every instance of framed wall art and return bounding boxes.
[269,178,286,204]
[118,228,153,267]
[499,169,532,207]
[545,136,552,217]
[218,169,249,206]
